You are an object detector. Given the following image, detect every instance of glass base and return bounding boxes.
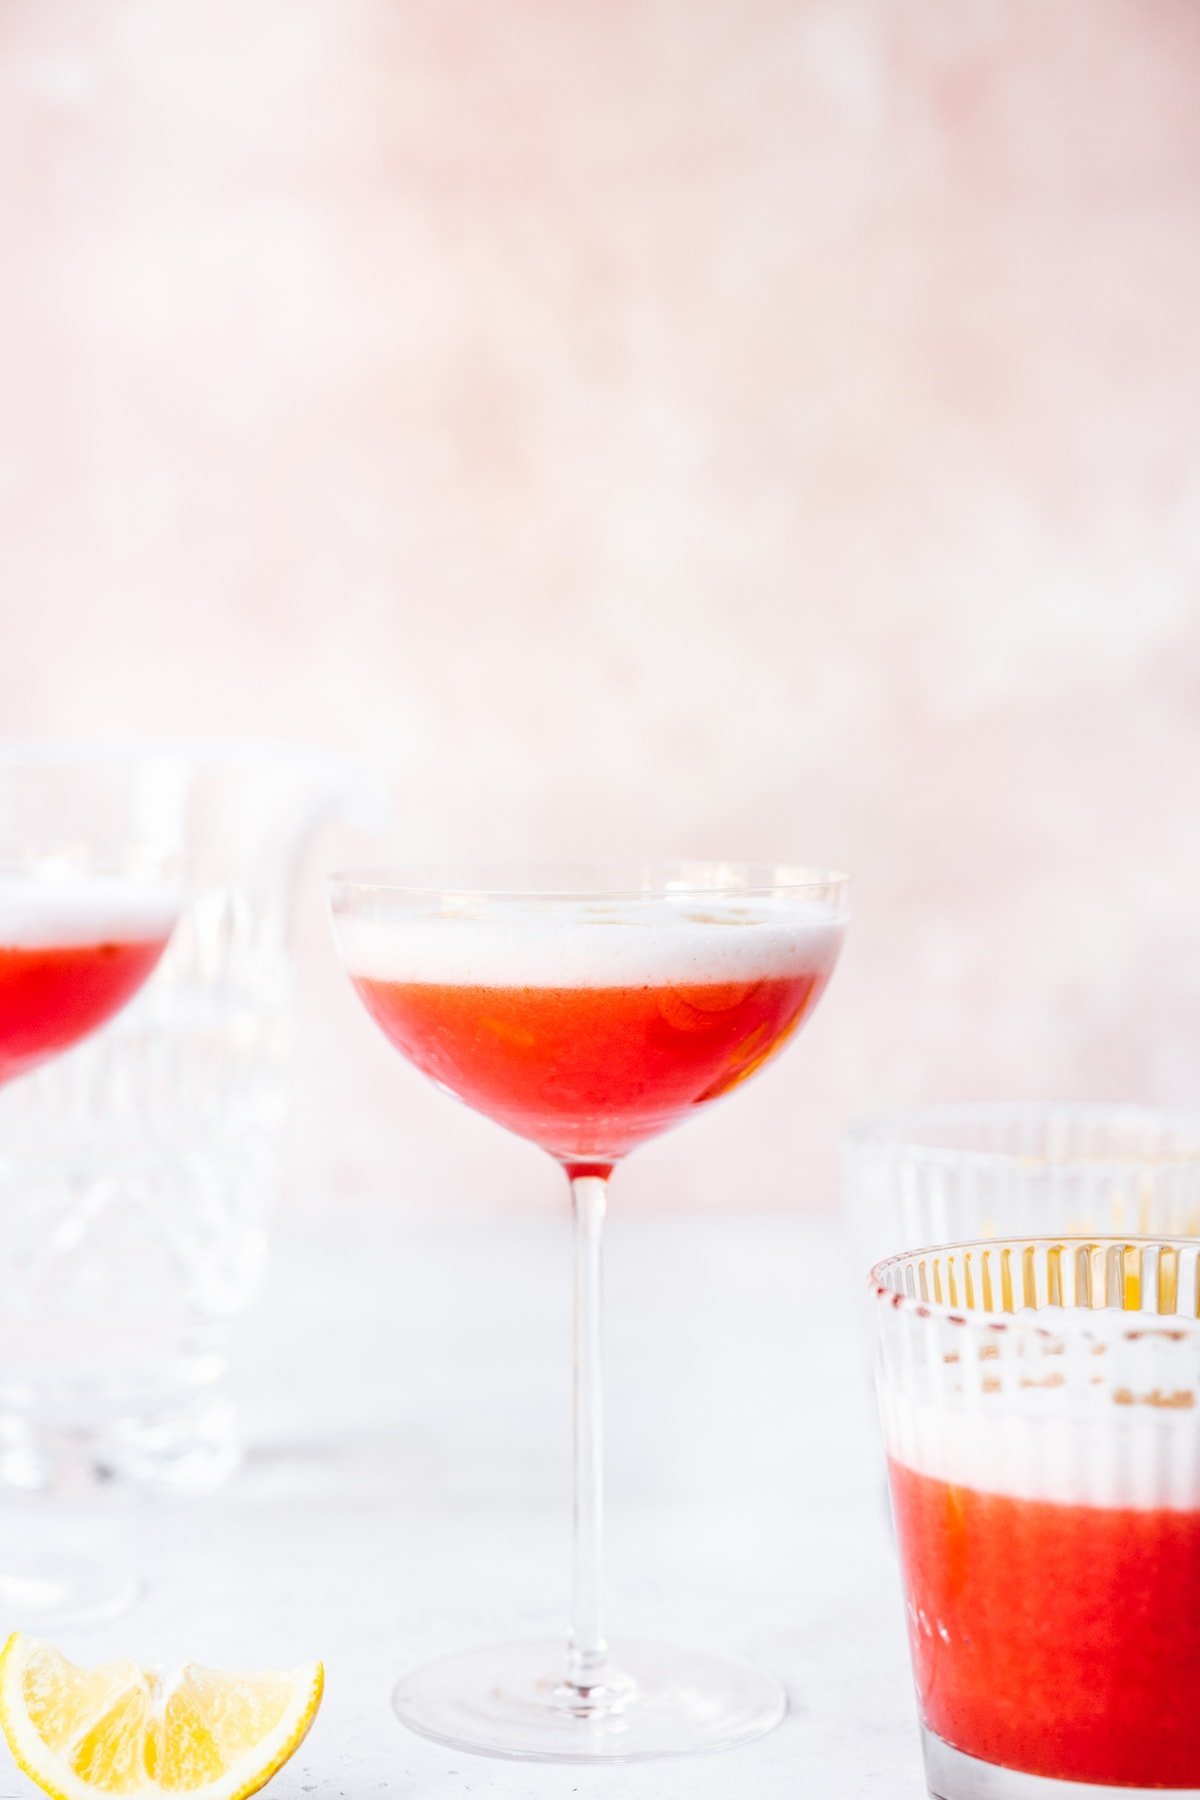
[392,1637,787,1762]
[0,1555,140,1627]
[922,1727,1200,1798]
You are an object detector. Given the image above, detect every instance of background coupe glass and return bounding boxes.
[0,746,370,1496]
[329,862,848,1761]
[0,859,178,1619]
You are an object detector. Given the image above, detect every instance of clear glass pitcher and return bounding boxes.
[0,743,371,1493]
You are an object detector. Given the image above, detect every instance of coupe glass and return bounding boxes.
[329,861,849,1761]
[0,853,180,1620]
[0,744,370,1495]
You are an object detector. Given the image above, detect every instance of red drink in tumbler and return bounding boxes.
[889,1458,1200,1790]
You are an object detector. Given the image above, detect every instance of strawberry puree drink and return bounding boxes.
[344,902,840,1169]
[341,898,843,1170]
[889,1464,1200,1790]
[873,1237,1200,1800]
[0,876,177,1084]
[351,972,824,1171]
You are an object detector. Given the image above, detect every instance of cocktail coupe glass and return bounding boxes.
[873,1236,1200,1799]
[0,744,374,1496]
[0,857,180,1621]
[328,861,849,1761]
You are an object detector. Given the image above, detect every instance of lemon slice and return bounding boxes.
[0,1635,323,1799]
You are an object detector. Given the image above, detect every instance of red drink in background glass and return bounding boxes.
[0,938,170,1084]
[889,1458,1200,1789]
[0,879,177,1085]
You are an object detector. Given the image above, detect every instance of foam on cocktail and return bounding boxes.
[337,896,846,988]
[0,874,181,949]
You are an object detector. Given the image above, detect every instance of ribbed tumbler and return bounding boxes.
[873,1236,1200,1798]
[844,1104,1200,1271]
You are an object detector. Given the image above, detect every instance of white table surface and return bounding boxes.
[14,1211,925,1799]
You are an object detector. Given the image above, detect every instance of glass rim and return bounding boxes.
[0,856,184,880]
[843,1101,1200,1169]
[0,737,353,770]
[870,1234,1200,1333]
[327,861,850,904]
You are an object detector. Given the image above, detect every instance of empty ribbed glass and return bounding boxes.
[873,1237,1200,1797]
[843,1104,1200,1273]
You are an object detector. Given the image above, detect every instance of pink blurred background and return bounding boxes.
[3,0,1200,1211]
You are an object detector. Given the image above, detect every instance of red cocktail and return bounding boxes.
[0,879,176,1086]
[889,1461,1200,1789]
[0,937,170,1085]
[0,857,180,1629]
[349,964,833,1173]
[873,1237,1200,1800]
[330,866,849,1762]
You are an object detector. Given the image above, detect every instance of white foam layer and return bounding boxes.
[881,1383,1200,1511]
[0,874,182,950]
[335,896,847,988]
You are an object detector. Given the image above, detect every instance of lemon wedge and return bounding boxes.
[0,1635,323,1799]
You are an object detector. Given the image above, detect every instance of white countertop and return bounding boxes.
[19,1211,925,1799]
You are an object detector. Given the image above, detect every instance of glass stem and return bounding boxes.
[566,1171,609,1694]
